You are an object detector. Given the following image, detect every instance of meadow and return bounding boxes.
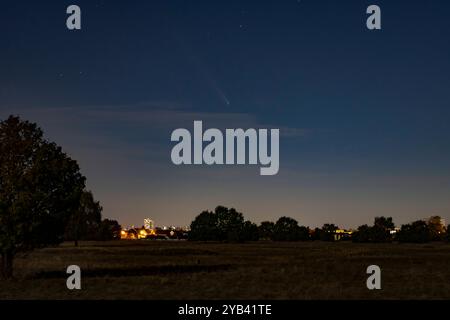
[1,240,450,300]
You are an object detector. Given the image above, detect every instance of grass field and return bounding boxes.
[1,240,450,300]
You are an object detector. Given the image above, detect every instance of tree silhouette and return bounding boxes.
[258,221,275,240]
[241,221,259,241]
[98,219,122,240]
[189,210,220,241]
[0,116,85,278]
[189,206,249,242]
[320,224,338,241]
[427,216,446,241]
[65,190,102,246]
[297,226,311,241]
[374,216,395,230]
[352,224,371,243]
[397,220,431,243]
[215,206,245,242]
[272,216,309,241]
[353,217,394,243]
[311,227,321,241]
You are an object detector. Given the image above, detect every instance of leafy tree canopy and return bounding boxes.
[0,116,85,278]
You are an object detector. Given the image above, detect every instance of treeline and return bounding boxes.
[353,216,448,243]
[189,206,450,244]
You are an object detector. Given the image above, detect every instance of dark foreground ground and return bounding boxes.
[1,240,450,299]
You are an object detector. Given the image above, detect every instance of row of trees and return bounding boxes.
[352,217,395,243]
[0,116,120,279]
[188,206,340,242]
[353,216,448,243]
[189,206,450,244]
[259,220,340,241]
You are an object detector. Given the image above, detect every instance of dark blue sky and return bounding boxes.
[1,0,450,228]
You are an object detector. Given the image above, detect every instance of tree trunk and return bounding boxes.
[1,250,14,279]
[74,225,79,247]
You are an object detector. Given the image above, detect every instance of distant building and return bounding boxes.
[334,229,353,241]
[120,223,189,241]
[121,228,138,240]
[144,218,155,230]
[390,227,401,235]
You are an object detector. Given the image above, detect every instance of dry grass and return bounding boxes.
[1,240,450,300]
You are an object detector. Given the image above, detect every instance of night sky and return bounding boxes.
[1,0,450,228]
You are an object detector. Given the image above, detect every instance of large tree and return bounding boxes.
[272,216,308,241]
[65,190,102,246]
[189,210,220,241]
[374,216,395,230]
[0,116,85,278]
[215,206,245,242]
[189,206,247,242]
